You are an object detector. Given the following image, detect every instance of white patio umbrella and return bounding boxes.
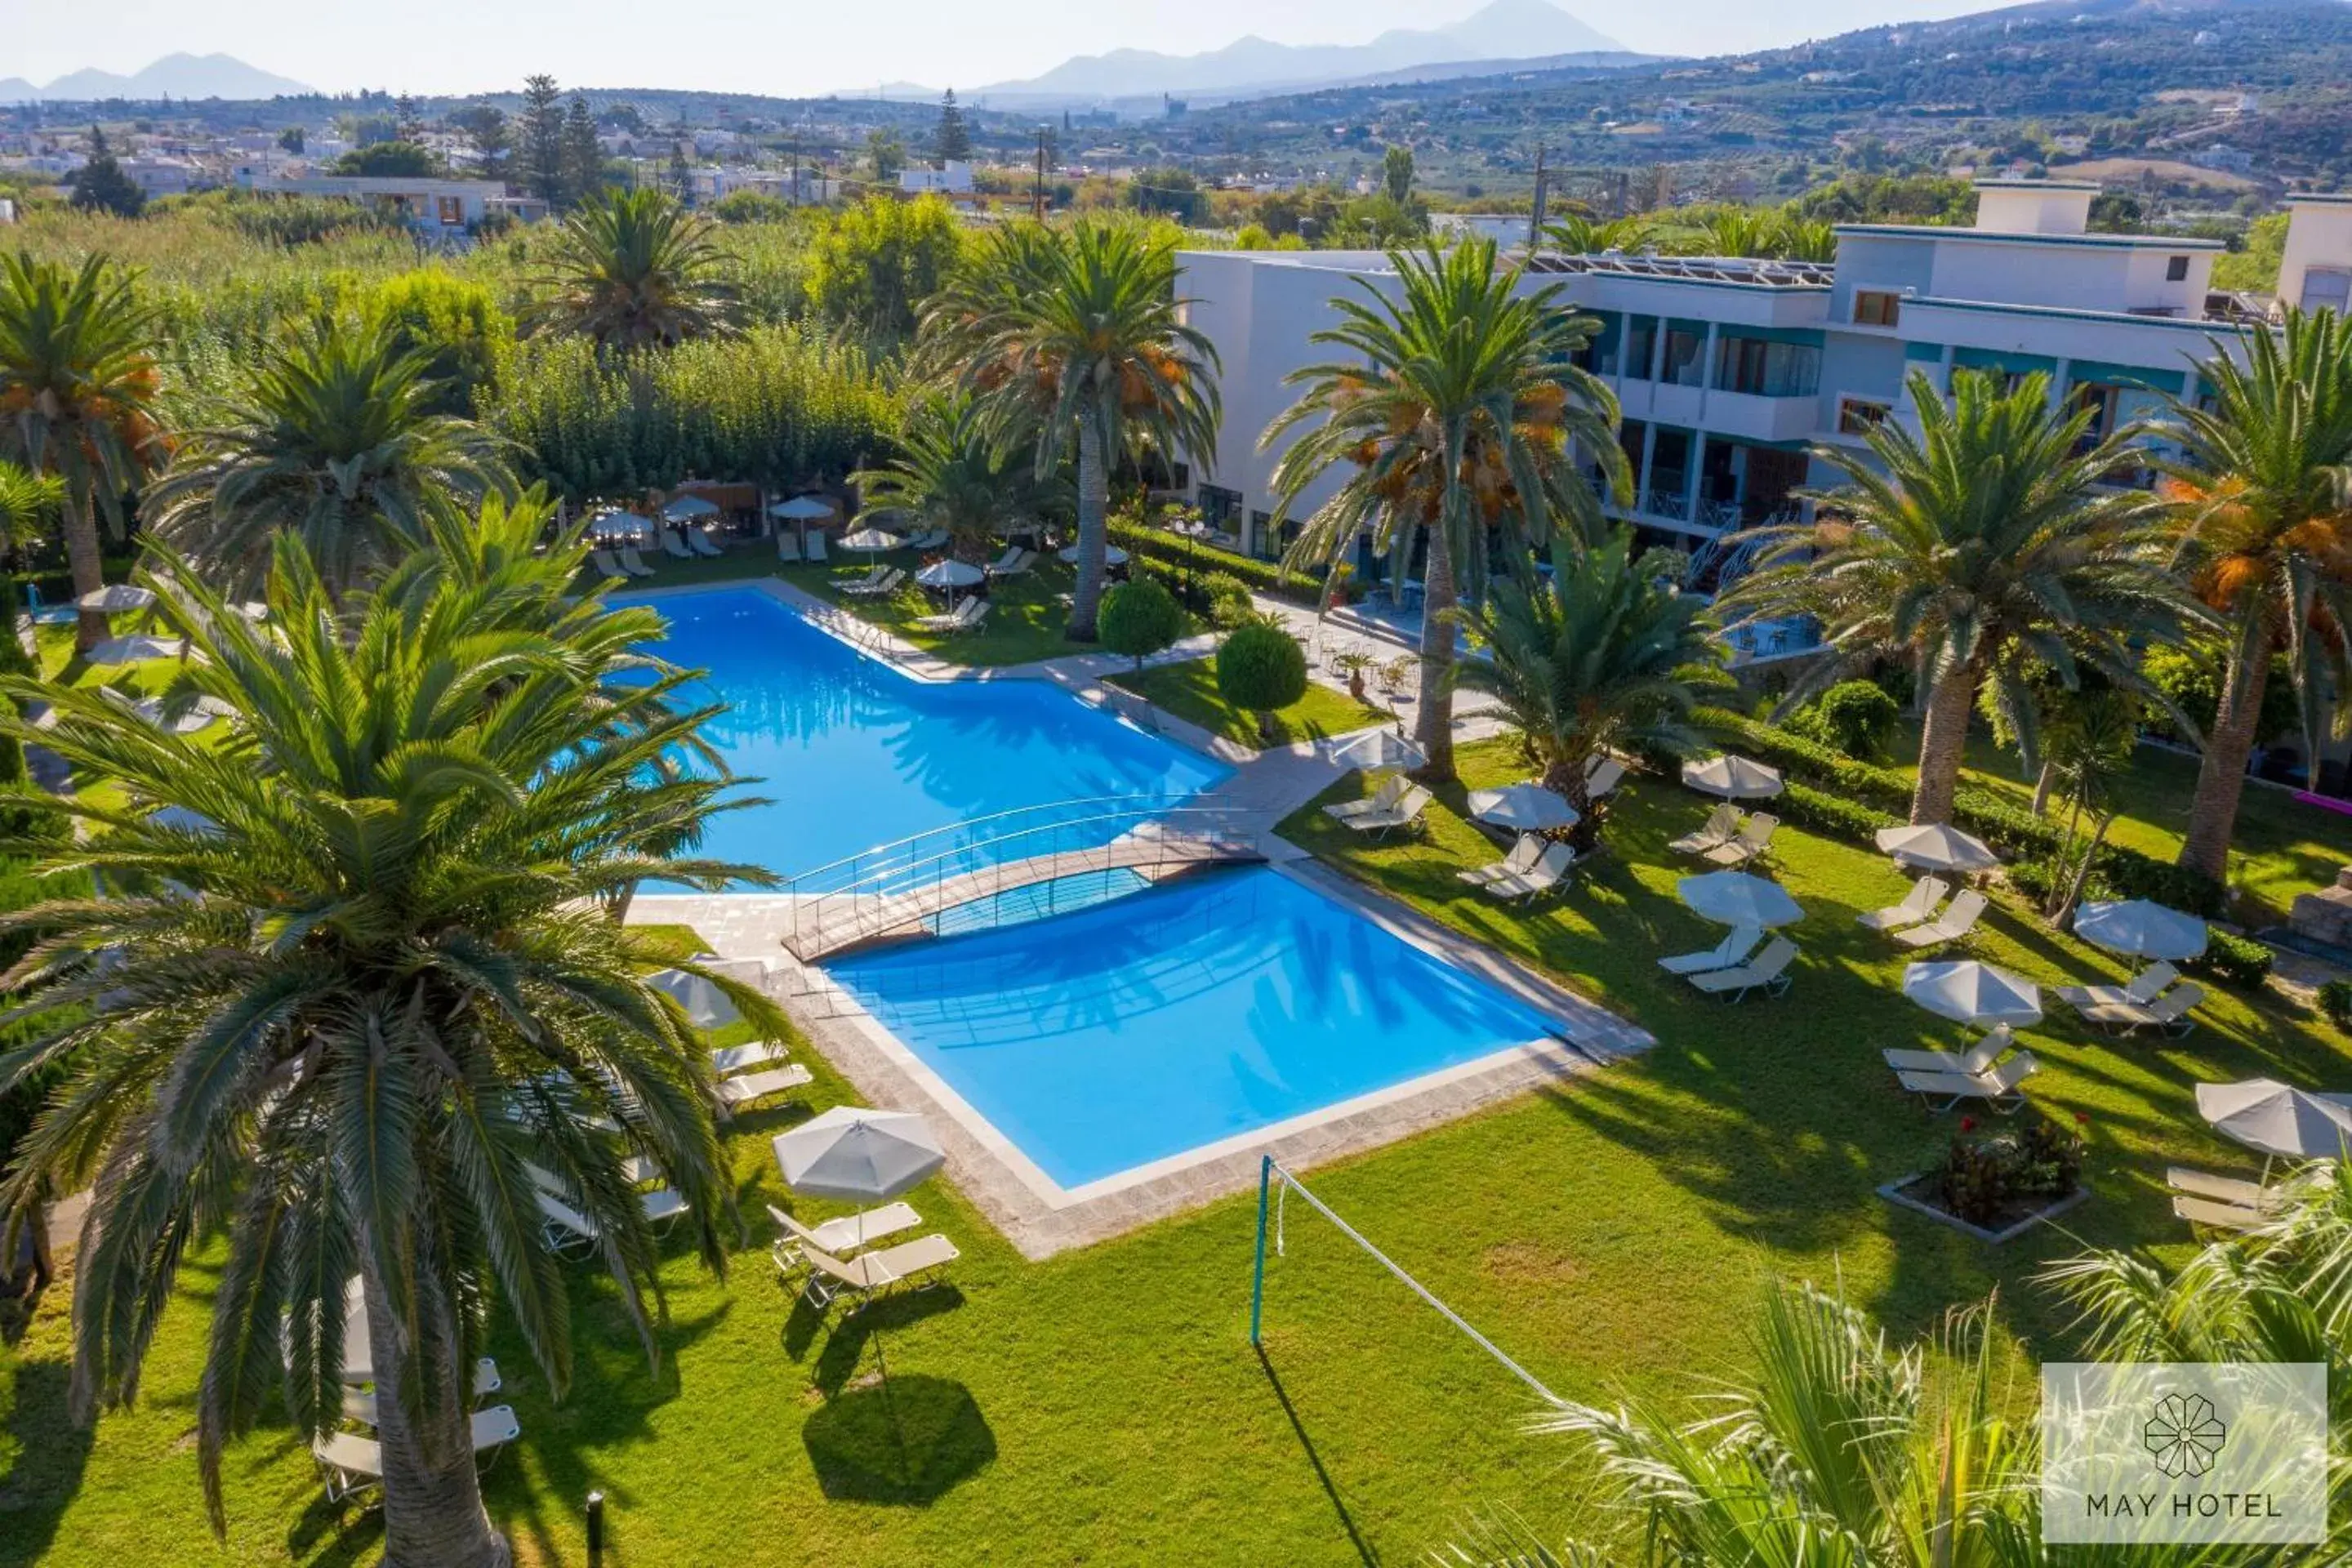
[770,496,835,520]
[838,527,901,554]
[1677,871,1804,929]
[645,967,742,1030]
[1328,728,1424,773]
[586,508,651,541]
[915,559,985,590]
[133,693,234,734]
[1681,755,1784,800]
[1468,783,1580,833]
[82,634,182,666]
[773,1105,947,1249]
[1875,823,2000,874]
[2073,899,2209,961]
[76,582,155,613]
[1059,544,1129,566]
[234,601,270,623]
[661,494,720,523]
[2195,1079,2352,1162]
[1901,960,2042,1027]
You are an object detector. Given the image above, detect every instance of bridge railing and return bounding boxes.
[782,793,1261,959]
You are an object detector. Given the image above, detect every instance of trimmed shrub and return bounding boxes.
[1107,519,1330,609]
[1936,1112,2085,1228]
[2185,929,2274,989]
[1216,621,1309,743]
[1098,578,1186,670]
[1790,679,1902,762]
[1200,572,1256,630]
[2319,980,2352,1032]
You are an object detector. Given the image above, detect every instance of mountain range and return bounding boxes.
[881,0,1644,109]
[0,53,311,105]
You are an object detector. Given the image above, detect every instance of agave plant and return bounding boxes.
[528,186,743,351]
[0,493,778,1568]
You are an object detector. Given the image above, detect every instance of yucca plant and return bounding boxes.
[0,493,780,1567]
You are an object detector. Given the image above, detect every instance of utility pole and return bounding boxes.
[1527,144,1549,250]
[1033,125,1048,220]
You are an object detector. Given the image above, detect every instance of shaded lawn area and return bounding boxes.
[1107,657,1388,748]
[11,747,2352,1566]
[1880,717,2352,922]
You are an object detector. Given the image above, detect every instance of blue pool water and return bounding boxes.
[626,587,1228,876]
[825,867,1562,1188]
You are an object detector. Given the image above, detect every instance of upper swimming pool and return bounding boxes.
[626,586,1229,878]
[823,866,1565,1190]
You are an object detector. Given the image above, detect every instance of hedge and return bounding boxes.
[1695,706,2229,917]
[1106,520,1329,610]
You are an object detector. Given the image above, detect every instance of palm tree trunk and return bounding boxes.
[1542,751,1597,849]
[1910,661,1980,826]
[63,494,109,654]
[2029,760,2054,817]
[1067,414,1109,642]
[359,1258,510,1568]
[1411,522,1458,784]
[2179,644,2269,883]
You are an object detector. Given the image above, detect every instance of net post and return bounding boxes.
[1250,1154,1272,1346]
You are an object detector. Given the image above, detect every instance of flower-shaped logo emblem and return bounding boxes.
[2145,1392,2229,1478]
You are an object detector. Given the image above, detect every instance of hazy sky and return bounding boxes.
[16,0,1984,96]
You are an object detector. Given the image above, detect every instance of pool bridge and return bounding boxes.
[779,795,1265,963]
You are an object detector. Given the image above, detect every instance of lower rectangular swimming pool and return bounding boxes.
[822,866,1566,1190]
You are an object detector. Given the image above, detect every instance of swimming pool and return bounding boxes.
[627,586,1229,877]
[824,866,1565,1189]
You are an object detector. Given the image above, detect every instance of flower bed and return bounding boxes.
[1878,1112,2091,1244]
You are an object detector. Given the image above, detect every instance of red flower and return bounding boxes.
[2074,1111,2091,1125]
[1960,1116,1978,1134]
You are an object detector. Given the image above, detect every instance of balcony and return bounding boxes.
[1615,382,1820,444]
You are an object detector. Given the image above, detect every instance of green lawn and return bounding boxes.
[1107,657,1390,748]
[8,749,2350,1566]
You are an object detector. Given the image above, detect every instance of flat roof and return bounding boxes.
[2287,193,2352,207]
[1524,251,1833,289]
[1974,177,2100,191]
[1833,224,2226,251]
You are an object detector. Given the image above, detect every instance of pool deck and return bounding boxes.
[627,577,1650,1258]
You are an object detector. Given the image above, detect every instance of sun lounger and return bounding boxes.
[1658,924,1763,977]
[768,1201,924,1276]
[1896,1051,2039,1112]
[1486,841,1579,902]
[713,1062,814,1115]
[1891,889,1989,950]
[2080,982,2206,1038]
[1859,875,1950,933]
[776,532,802,563]
[798,1232,961,1310]
[842,567,905,599]
[1703,813,1778,868]
[617,546,658,578]
[1343,783,1432,839]
[836,564,887,595]
[906,528,948,550]
[805,533,827,562]
[1881,1025,2012,1076]
[340,1360,503,1428]
[1584,756,1627,800]
[2167,1165,2274,1213]
[2173,1194,2266,1232]
[314,1406,521,1501]
[688,530,724,558]
[711,1040,791,1076]
[1668,802,1741,857]
[914,597,987,634]
[661,530,695,560]
[1325,775,1410,824]
[2053,961,2180,1013]
[1458,833,1545,889]
[1686,936,1798,1001]
[590,549,630,581]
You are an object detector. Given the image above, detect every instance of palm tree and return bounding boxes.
[145,314,514,595]
[1468,1279,2041,1566]
[1726,368,2194,825]
[852,391,1065,564]
[528,185,742,351]
[1263,238,1626,782]
[0,495,781,1568]
[2154,308,2352,881]
[1541,212,1655,255]
[924,219,1219,640]
[1462,530,1718,844]
[0,458,62,553]
[0,252,165,652]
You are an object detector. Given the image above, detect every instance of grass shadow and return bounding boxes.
[0,1361,93,1568]
[811,1285,968,1396]
[800,1373,995,1505]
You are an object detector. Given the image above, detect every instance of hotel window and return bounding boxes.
[1851,290,1902,327]
[2303,268,2352,314]
[438,195,463,226]
[1622,315,1659,381]
[1838,397,1891,436]
[1198,484,1241,528]
[1715,336,1821,398]
[1660,326,1708,387]
[2165,255,2190,282]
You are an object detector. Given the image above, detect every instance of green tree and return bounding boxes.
[1098,577,1186,671]
[363,270,514,416]
[851,391,1061,564]
[1792,678,1902,761]
[0,252,166,652]
[332,140,441,178]
[936,88,972,163]
[926,220,1222,641]
[146,315,514,596]
[2156,308,2352,880]
[1216,619,1307,742]
[1728,368,2194,825]
[276,125,305,156]
[1461,530,1717,844]
[448,104,507,177]
[521,73,567,207]
[666,141,695,206]
[865,127,907,183]
[562,95,605,205]
[1264,238,1624,782]
[67,125,145,218]
[1383,144,1415,206]
[0,497,782,1568]
[527,186,742,352]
